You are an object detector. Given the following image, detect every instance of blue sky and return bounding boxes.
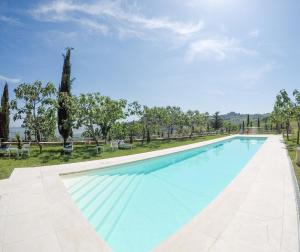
[0,0,299,120]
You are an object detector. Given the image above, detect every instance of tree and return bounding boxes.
[211,111,223,130]
[11,81,57,152]
[224,121,237,133]
[292,89,300,144]
[273,89,293,140]
[242,121,245,133]
[140,106,161,144]
[257,117,260,128]
[110,122,127,141]
[270,109,282,134]
[76,93,126,144]
[185,110,200,138]
[246,114,250,127]
[0,83,9,142]
[164,106,182,139]
[126,101,143,143]
[58,47,74,146]
[75,93,101,145]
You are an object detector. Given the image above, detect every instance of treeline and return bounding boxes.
[221,112,269,127]
[270,89,300,144]
[0,48,239,152]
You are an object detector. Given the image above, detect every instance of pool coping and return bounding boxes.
[0,134,298,251]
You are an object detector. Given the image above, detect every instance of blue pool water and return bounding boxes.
[62,137,266,252]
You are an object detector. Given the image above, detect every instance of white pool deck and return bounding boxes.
[0,135,298,252]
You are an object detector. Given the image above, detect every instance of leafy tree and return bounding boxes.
[174,110,186,136]
[75,93,101,145]
[58,47,74,146]
[224,121,237,133]
[126,101,143,143]
[273,89,293,140]
[0,83,9,142]
[207,123,210,132]
[184,110,201,138]
[110,122,127,141]
[11,81,57,152]
[211,111,223,130]
[292,89,300,144]
[204,112,210,131]
[164,106,182,139]
[76,93,127,144]
[270,109,282,134]
[140,106,161,144]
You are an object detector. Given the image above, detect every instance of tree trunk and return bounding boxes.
[141,128,145,146]
[90,126,98,146]
[297,121,300,145]
[129,130,133,144]
[129,121,134,144]
[35,130,43,153]
[36,140,42,153]
[146,129,151,143]
[189,126,194,138]
[286,122,289,141]
[63,137,67,147]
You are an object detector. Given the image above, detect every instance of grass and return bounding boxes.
[0,134,225,180]
[284,134,300,185]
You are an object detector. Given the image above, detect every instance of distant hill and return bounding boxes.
[220,112,270,125]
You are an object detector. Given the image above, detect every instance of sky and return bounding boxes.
[0,0,299,122]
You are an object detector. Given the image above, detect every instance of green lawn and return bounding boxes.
[0,135,225,180]
[284,134,300,185]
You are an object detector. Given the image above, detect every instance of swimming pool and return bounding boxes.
[62,136,266,252]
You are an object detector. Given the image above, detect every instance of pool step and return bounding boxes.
[70,175,111,202]
[99,174,145,240]
[84,175,131,219]
[67,172,99,192]
[80,175,127,217]
[88,174,137,228]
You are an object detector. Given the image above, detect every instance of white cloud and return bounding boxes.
[239,63,276,82]
[0,15,22,26]
[31,0,204,38]
[30,0,258,63]
[0,74,21,84]
[75,18,108,34]
[185,37,253,62]
[249,29,260,38]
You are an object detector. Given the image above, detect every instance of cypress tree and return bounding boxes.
[257,117,260,127]
[246,114,250,127]
[212,111,223,130]
[242,121,245,133]
[0,83,9,142]
[58,48,74,145]
[0,112,3,143]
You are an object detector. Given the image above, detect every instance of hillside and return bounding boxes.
[220,112,270,125]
